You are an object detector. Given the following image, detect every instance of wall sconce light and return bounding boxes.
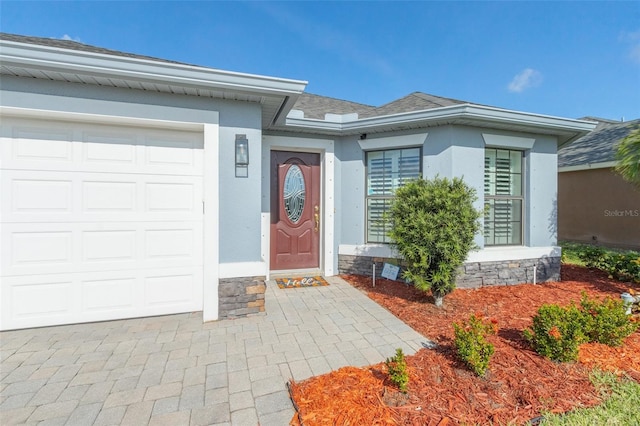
[235,134,249,177]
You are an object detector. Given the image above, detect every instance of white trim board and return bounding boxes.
[358,133,428,151]
[338,244,561,263]
[483,133,536,149]
[219,262,266,279]
[558,161,616,172]
[0,106,206,131]
[262,135,336,277]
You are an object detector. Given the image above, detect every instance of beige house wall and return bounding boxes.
[558,167,640,250]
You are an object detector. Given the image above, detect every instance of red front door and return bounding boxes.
[270,151,320,270]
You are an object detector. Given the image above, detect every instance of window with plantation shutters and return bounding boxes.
[484,148,523,245]
[366,147,421,243]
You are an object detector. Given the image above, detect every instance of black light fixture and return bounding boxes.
[235,134,249,177]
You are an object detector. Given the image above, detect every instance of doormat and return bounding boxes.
[276,276,329,289]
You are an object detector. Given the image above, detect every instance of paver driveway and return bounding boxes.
[1,276,429,425]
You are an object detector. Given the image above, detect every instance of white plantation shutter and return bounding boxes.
[366,148,421,243]
[484,149,523,245]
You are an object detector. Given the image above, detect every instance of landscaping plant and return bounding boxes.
[453,313,498,377]
[388,176,482,307]
[385,348,409,393]
[579,293,638,346]
[524,303,588,362]
[615,125,640,189]
[575,245,640,284]
[526,295,638,362]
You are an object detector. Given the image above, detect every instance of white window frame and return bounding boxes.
[365,147,422,243]
[484,148,525,246]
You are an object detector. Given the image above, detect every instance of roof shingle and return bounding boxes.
[558,118,640,167]
[291,91,473,120]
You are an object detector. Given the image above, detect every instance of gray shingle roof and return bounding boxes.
[0,32,195,66]
[558,118,640,167]
[360,92,468,118]
[291,91,473,120]
[291,93,376,120]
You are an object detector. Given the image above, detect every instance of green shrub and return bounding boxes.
[580,293,638,346]
[615,126,640,189]
[454,314,497,376]
[578,245,611,270]
[385,348,409,392]
[524,304,587,362]
[388,177,482,307]
[576,245,640,283]
[608,252,640,283]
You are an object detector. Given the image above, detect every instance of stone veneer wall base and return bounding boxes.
[218,276,266,319]
[338,254,561,288]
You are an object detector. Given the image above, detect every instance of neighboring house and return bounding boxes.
[558,117,640,250]
[0,33,595,331]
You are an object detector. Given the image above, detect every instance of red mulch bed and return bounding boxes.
[289,265,640,425]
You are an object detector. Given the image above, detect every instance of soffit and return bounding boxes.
[0,38,306,128]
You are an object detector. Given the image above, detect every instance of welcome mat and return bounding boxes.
[276,276,329,289]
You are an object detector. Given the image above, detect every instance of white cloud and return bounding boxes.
[60,34,82,42]
[619,30,640,64]
[508,68,543,93]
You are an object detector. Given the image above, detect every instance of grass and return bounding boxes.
[540,371,640,425]
[559,241,589,267]
[559,241,640,267]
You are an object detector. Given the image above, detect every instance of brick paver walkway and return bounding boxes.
[1,276,429,425]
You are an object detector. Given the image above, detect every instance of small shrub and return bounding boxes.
[454,314,497,376]
[579,246,612,270]
[524,304,587,362]
[580,293,639,346]
[608,252,640,283]
[385,348,409,392]
[577,245,640,283]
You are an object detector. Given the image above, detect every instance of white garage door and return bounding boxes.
[1,117,204,330]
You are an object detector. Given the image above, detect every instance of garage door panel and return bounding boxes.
[10,178,73,213]
[145,134,203,170]
[1,118,205,330]
[10,230,73,267]
[83,230,137,262]
[2,266,202,330]
[3,221,202,276]
[145,228,196,260]
[82,130,138,164]
[3,119,203,176]
[11,125,74,162]
[11,280,73,318]
[83,180,137,212]
[3,170,203,223]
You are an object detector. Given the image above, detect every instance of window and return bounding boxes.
[366,147,421,243]
[484,148,523,246]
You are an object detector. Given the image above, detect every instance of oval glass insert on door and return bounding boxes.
[283,165,305,223]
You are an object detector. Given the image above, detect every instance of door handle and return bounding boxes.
[314,205,319,232]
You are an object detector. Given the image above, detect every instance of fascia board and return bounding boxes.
[460,105,596,133]
[0,41,308,96]
[558,161,617,172]
[286,104,596,137]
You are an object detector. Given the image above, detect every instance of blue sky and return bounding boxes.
[2,1,639,120]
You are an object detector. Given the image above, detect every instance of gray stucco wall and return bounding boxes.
[217,109,262,264]
[335,124,559,250]
[336,135,366,245]
[1,75,263,265]
[527,136,558,247]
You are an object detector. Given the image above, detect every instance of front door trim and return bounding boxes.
[261,135,335,279]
